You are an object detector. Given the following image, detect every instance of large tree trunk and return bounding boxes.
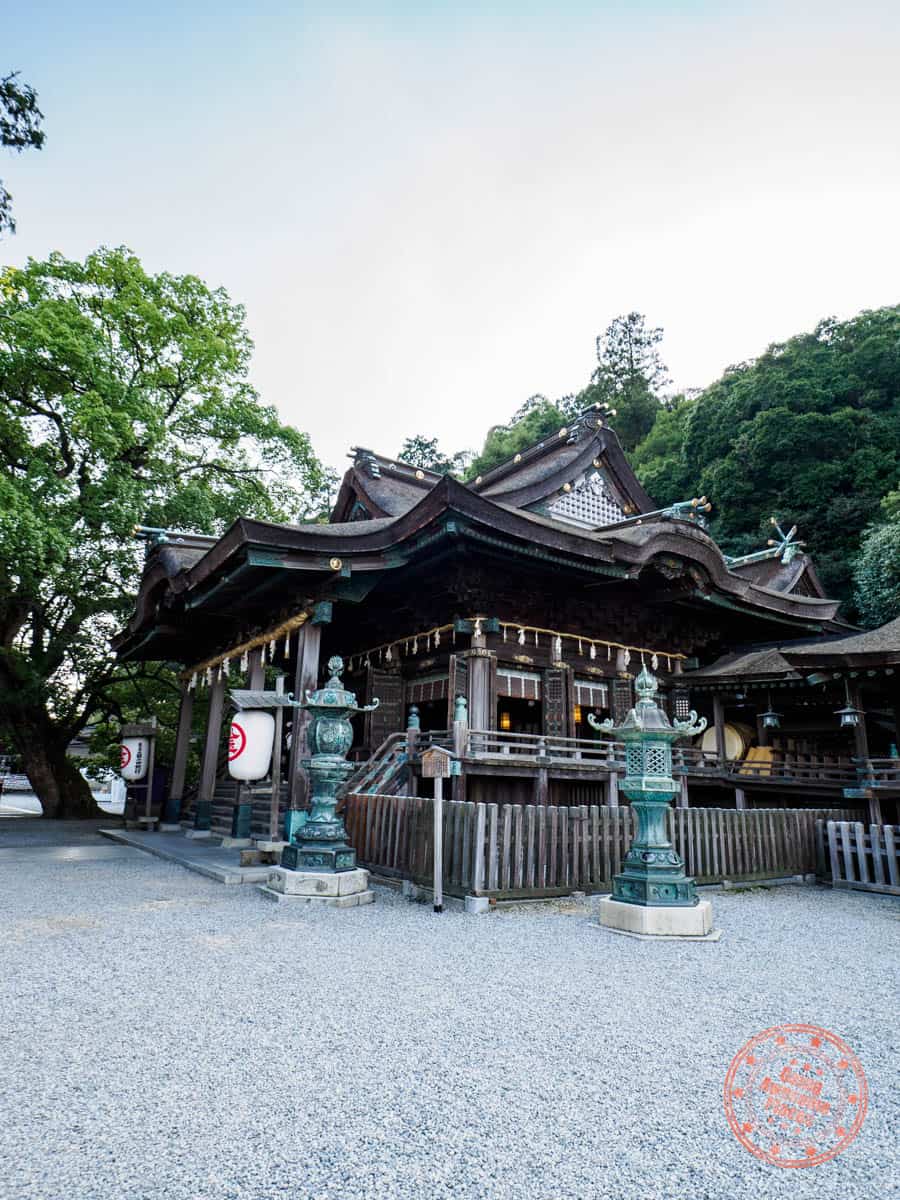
[10,711,96,819]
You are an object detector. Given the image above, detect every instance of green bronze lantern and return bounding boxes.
[590,666,707,908]
[281,655,379,874]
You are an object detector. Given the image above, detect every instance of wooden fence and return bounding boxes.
[827,821,900,896]
[344,794,861,898]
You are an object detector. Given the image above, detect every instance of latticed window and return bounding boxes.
[546,471,625,528]
[673,688,691,720]
[626,745,644,776]
[645,745,670,777]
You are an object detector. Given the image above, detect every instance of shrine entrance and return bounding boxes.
[497,695,542,736]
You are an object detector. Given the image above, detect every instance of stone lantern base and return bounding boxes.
[599,895,714,937]
[259,866,374,907]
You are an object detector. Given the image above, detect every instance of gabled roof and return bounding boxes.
[727,552,828,599]
[330,407,654,527]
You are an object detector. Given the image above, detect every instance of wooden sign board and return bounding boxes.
[421,746,454,779]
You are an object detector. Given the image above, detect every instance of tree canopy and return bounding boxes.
[0,247,334,816]
[1,71,45,237]
[660,308,900,604]
[397,434,470,477]
[463,313,672,479]
[853,488,900,628]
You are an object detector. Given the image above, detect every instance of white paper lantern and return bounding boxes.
[120,737,150,782]
[228,711,275,781]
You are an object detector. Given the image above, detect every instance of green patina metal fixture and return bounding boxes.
[281,655,379,873]
[589,666,707,907]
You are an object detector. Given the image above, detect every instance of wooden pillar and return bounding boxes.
[535,738,549,806]
[267,674,286,842]
[466,634,495,731]
[756,714,770,749]
[194,671,226,832]
[713,693,727,765]
[848,682,870,762]
[606,770,619,808]
[734,786,747,811]
[248,647,265,690]
[163,684,194,825]
[287,622,322,829]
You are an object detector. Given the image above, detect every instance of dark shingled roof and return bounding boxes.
[787,615,900,658]
[684,648,802,683]
[685,616,900,685]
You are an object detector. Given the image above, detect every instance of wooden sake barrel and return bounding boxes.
[701,721,754,760]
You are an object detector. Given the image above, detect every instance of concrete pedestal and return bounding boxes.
[599,896,714,938]
[218,835,252,849]
[259,866,374,908]
[158,823,182,832]
[184,829,212,840]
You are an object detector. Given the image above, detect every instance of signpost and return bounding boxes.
[421,746,455,914]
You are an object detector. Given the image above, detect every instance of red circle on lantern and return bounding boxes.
[120,744,132,769]
[228,721,247,761]
[724,1023,867,1168]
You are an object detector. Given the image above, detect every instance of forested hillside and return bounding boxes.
[400,307,900,623]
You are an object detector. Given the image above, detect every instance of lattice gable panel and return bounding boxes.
[545,470,625,529]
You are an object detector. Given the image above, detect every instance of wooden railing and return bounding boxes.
[827,820,900,894]
[344,794,861,898]
[461,728,865,788]
[348,727,898,800]
[858,759,900,790]
[464,728,622,766]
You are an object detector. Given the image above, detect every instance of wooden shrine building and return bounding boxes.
[114,405,899,831]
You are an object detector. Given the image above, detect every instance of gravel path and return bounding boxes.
[1,820,898,1200]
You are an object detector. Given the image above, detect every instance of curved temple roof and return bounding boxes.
[114,416,846,664]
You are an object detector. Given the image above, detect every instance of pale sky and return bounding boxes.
[4,1,900,474]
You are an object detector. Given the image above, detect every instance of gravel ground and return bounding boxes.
[1,819,898,1200]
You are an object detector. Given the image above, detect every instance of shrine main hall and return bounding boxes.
[114,405,900,833]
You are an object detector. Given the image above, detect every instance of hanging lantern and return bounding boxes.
[228,710,276,781]
[120,737,150,782]
[590,642,596,660]
[759,690,782,730]
[435,629,441,648]
[518,628,526,645]
[835,680,863,729]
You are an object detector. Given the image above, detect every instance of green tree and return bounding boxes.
[398,434,470,477]
[1,71,45,237]
[853,488,900,627]
[464,313,670,477]
[0,247,334,817]
[466,395,567,480]
[584,312,670,451]
[679,309,900,602]
[629,394,696,504]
